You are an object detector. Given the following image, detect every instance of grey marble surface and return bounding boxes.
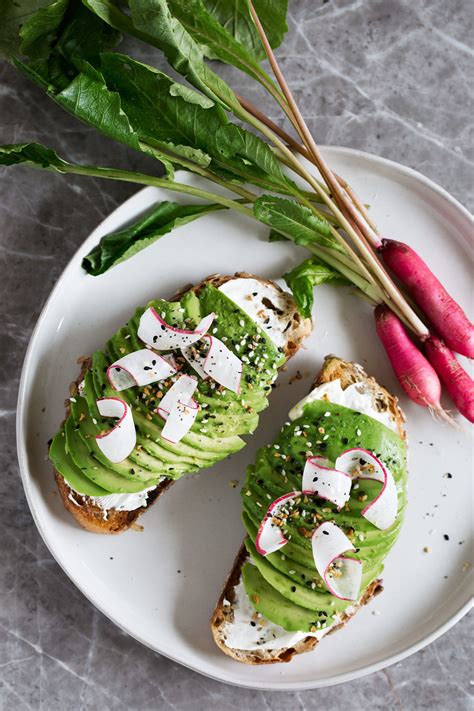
[1,0,473,708]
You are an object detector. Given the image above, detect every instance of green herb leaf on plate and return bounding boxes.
[83,200,224,275]
[284,257,350,318]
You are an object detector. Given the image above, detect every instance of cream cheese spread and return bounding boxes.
[218,278,297,351]
[68,483,160,512]
[223,580,341,651]
[289,379,397,432]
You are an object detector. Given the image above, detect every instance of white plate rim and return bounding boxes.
[16,146,474,691]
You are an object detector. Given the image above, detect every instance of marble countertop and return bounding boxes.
[1,1,472,708]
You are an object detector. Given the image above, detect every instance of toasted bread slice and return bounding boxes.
[54,273,311,534]
[211,355,405,664]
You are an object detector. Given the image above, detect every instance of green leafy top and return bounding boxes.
[1,0,373,320]
[284,257,350,318]
[82,200,224,275]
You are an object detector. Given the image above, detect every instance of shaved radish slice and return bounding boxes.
[138,308,215,351]
[302,456,352,509]
[107,349,176,391]
[335,448,397,530]
[181,343,209,380]
[311,521,362,601]
[182,335,242,393]
[255,492,302,556]
[157,375,199,443]
[203,335,242,393]
[160,399,199,444]
[95,397,136,463]
[157,374,198,418]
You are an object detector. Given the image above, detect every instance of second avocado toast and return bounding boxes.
[49,273,311,533]
[212,356,407,664]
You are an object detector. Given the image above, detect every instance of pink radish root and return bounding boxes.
[425,335,474,423]
[379,239,474,358]
[374,304,452,422]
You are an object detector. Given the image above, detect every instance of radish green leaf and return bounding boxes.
[284,258,350,318]
[83,200,224,275]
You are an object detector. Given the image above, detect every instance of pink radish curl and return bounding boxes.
[379,239,474,359]
[425,335,474,423]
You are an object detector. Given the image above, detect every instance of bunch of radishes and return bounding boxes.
[375,239,473,423]
[245,0,474,425]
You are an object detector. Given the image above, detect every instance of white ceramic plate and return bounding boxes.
[17,147,473,690]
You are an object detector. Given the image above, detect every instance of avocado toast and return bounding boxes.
[211,355,407,664]
[50,273,311,533]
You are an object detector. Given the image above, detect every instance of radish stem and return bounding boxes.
[237,93,379,233]
[245,0,430,340]
[57,163,256,218]
[246,0,380,246]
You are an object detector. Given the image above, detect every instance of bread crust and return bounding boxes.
[210,355,405,664]
[54,274,311,533]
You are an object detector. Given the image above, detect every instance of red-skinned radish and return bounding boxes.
[425,335,474,423]
[374,305,451,420]
[379,239,474,358]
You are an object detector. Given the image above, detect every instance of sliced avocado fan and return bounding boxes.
[50,285,286,496]
[240,400,408,633]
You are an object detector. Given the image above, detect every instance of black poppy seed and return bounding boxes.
[291,586,296,592]
[322,530,329,535]
[443,534,450,541]
[250,621,256,627]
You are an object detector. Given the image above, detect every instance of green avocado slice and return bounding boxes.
[49,430,109,497]
[70,396,163,481]
[245,537,352,614]
[242,562,335,634]
[64,415,156,493]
